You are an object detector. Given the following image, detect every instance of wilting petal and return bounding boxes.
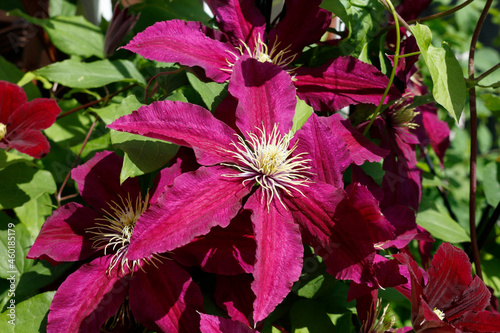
[205,0,265,51]
[200,314,258,333]
[294,113,351,187]
[294,56,398,112]
[123,20,233,82]
[7,129,51,159]
[214,274,254,326]
[0,80,26,122]
[129,260,203,333]
[71,151,141,213]
[27,202,100,263]
[109,101,238,166]
[172,212,255,275]
[230,57,295,136]
[127,166,250,260]
[269,0,331,57]
[47,256,128,333]
[7,98,59,133]
[245,189,303,323]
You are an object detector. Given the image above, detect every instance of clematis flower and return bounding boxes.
[122,0,397,111]
[110,57,349,323]
[27,151,204,333]
[394,243,500,332]
[0,80,60,158]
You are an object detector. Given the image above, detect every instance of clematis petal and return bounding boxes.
[129,259,204,333]
[123,20,233,82]
[444,275,492,321]
[214,274,255,326]
[245,188,303,324]
[127,166,250,260]
[269,0,331,57]
[294,113,351,187]
[418,296,455,332]
[200,313,258,333]
[453,310,500,332]
[0,80,27,122]
[109,101,238,166]
[421,104,450,167]
[47,256,128,333]
[172,211,255,275]
[230,57,295,136]
[27,202,100,263]
[205,0,266,51]
[6,129,51,159]
[149,158,182,205]
[7,98,60,133]
[71,151,141,213]
[294,56,398,112]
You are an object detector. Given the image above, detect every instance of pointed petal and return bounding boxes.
[230,57,295,136]
[294,113,351,187]
[149,158,182,205]
[172,211,255,275]
[71,151,141,213]
[269,0,331,57]
[7,98,60,133]
[0,80,26,123]
[205,0,266,51]
[294,56,398,112]
[200,314,258,333]
[27,202,100,263]
[109,100,239,166]
[444,275,491,321]
[123,20,232,82]
[127,166,250,260]
[6,129,51,158]
[47,256,127,333]
[245,189,303,323]
[129,260,203,333]
[214,274,255,326]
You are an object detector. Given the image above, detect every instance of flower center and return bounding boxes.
[0,123,7,141]
[433,307,445,321]
[390,93,420,129]
[223,124,311,207]
[87,193,150,275]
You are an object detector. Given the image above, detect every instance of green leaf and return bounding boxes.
[0,56,40,100]
[0,165,56,210]
[483,162,500,207]
[186,72,228,111]
[321,0,349,24]
[290,299,336,333]
[0,222,33,279]
[290,97,313,135]
[14,193,53,239]
[0,150,34,170]
[0,291,55,332]
[410,23,466,123]
[34,59,146,89]
[416,209,470,243]
[9,10,104,58]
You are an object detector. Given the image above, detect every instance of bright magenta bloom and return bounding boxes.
[395,243,500,332]
[122,0,396,111]
[0,80,60,158]
[27,151,204,333]
[110,57,350,323]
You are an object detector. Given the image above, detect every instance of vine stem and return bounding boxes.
[144,69,183,104]
[467,0,493,279]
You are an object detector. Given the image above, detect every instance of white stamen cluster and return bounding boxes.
[390,92,420,130]
[433,307,445,321]
[87,193,152,275]
[0,123,7,141]
[223,124,311,207]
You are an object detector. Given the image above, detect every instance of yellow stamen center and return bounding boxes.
[0,123,7,141]
[433,307,445,321]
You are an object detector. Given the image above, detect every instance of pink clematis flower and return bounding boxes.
[122,0,397,111]
[27,151,205,333]
[110,57,349,324]
[0,80,60,158]
[395,243,500,332]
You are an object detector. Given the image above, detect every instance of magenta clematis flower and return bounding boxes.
[27,151,204,333]
[110,57,349,323]
[0,80,60,158]
[122,0,397,111]
[395,243,500,332]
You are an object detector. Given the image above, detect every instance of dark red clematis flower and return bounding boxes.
[0,80,60,158]
[395,243,500,332]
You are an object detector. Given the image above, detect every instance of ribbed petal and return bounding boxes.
[149,158,182,205]
[294,56,398,112]
[123,20,233,82]
[71,151,141,213]
[453,310,500,332]
[109,101,239,166]
[129,260,203,333]
[294,113,351,187]
[245,189,303,324]
[230,57,295,136]
[47,256,128,333]
[205,0,266,51]
[6,129,51,158]
[7,98,60,133]
[127,166,250,260]
[214,274,254,326]
[444,276,491,321]
[0,80,26,123]
[200,314,258,333]
[27,202,100,263]
[269,0,331,57]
